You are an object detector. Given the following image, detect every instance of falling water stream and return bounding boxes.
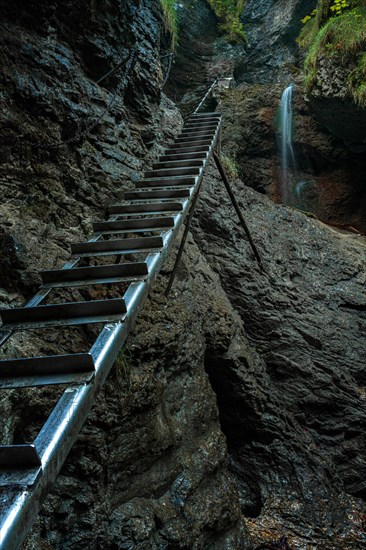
[279,84,296,204]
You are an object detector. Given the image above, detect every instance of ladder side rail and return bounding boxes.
[0,118,221,550]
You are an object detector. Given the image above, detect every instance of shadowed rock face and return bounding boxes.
[21,244,250,549]
[303,31,366,148]
[0,0,179,292]
[192,164,366,547]
[241,0,318,84]
[1,1,366,549]
[165,0,246,115]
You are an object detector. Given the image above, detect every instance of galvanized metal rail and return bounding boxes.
[0,110,222,549]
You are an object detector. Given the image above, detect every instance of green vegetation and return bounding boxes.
[298,0,366,106]
[159,1,246,48]
[160,0,179,48]
[208,0,247,44]
[221,154,239,179]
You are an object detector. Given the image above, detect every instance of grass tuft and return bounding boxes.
[160,0,179,49]
[221,154,239,179]
[299,5,366,106]
[208,0,247,44]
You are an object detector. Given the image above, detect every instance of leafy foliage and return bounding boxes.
[298,0,366,106]
[160,0,179,48]
[221,154,239,179]
[208,0,247,44]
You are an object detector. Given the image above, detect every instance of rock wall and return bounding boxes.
[241,0,317,84]
[23,243,249,549]
[0,0,178,292]
[192,164,366,548]
[165,0,246,114]
[1,1,366,549]
[299,1,366,149]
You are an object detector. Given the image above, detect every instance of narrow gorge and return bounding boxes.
[0,1,365,549]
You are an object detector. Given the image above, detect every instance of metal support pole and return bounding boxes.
[213,152,264,271]
[217,126,222,157]
[165,183,203,296]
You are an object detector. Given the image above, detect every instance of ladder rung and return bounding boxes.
[166,145,210,155]
[173,139,212,147]
[0,353,95,389]
[135,177,195,188]
[124,189,191,200]
[41,262,148,288]
[153,159,203,170]
[93,217,175,234]
[182,127,217,134]
[0,299,127,330]
[0,445,41,468]
[0,445,42,487]
[189,111,221,118]
[183,122,218,130]
[160,152,207,161]
[108,202,183,215]
[187,117,220,124]
[185,119,218,124]
[145,167,200,178]
[175,136,212,144]
[71,236,164,256]
[179,130,216,138]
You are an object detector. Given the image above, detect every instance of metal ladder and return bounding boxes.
[0,111,222,549]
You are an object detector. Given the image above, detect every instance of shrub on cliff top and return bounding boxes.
[208,0,247,44]
[299,1,366,106]
[160,0,179,48]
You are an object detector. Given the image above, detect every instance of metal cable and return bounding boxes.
[161,52,174,88]
[183,79,218,121]
[1,49,138,150]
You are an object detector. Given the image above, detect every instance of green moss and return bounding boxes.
[349,52,366,104]
[299,4,366,106]
[208,0,247,44]
[221,154,239,179]
[160,0,179,48]
[298,14,320,49]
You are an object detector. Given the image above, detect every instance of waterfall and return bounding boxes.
[279,84,296,203]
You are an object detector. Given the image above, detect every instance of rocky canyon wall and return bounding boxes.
[241,0,318,84]
[0,1,365,549]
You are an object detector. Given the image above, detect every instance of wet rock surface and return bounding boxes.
[0,1,366,549]
[192,164,366,548]
[305,52,366,148]
[241,0,317,84]
[165,0,246,114]
[218,84,283,198]
[0,1,247,548]
[0,0,180,293]
[21,245,249,549]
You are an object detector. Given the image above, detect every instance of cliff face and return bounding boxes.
[241,0,317,83]
[192,165,366,548]
[0,0,178,292]
[299,1,366,149]
[165,0,246,114]
[23,244,249,549]
[1,1,366,549]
